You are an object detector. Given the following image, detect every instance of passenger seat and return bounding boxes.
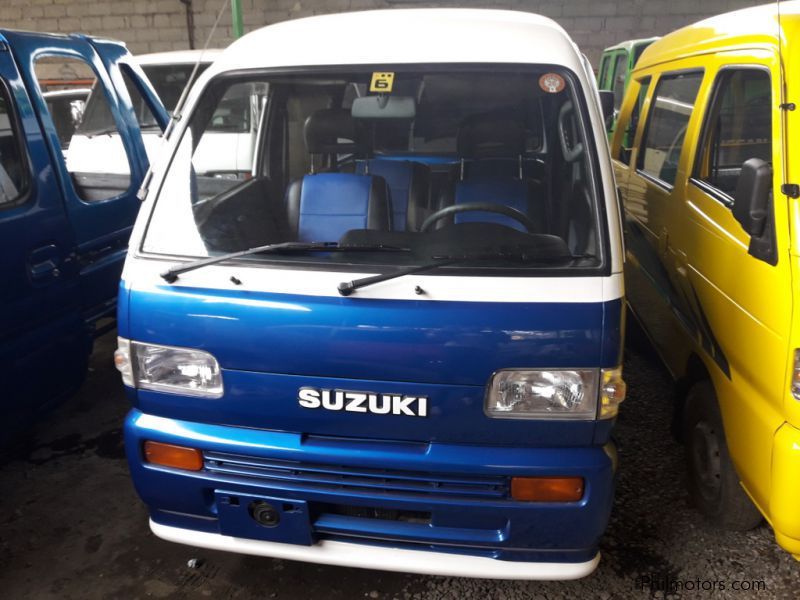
[356,159,431,231]
[354,117,432,232]
[284,109,392,242]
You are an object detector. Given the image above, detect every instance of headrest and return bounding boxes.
[457,113,526,159]
[304,109,362,155]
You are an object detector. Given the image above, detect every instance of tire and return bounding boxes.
[683,381,762,531]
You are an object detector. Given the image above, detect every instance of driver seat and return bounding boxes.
[440,114,537,232]
[284,109,392,242]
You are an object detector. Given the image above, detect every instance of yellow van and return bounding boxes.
[612,2,800,559]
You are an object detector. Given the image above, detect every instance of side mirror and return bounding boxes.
[733,158,771,237]
[733,158,777,265]
[598,90,615,126]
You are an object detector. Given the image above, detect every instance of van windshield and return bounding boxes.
[143,66,604,272]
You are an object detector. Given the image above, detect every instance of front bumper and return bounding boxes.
[151,520,601,579]
[125,409,616,578]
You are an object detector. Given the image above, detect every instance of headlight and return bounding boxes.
[114,338,223,398]
[486,369,598,419]
[485,367,625,420]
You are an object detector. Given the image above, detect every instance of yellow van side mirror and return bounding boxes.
[733,158,777,265]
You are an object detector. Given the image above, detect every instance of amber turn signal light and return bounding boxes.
[144,441,203,471]
[511,476,584,502]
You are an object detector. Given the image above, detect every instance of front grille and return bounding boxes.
[203,450,509,500]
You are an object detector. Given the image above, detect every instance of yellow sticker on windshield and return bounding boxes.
[370,72,395,93]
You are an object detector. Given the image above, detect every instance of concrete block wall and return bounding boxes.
[0,0,767,66]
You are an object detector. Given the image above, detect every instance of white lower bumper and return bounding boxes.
[150,520,600,580]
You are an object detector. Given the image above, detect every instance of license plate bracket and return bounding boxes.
[216,490,314,546]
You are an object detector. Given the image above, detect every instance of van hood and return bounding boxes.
[123,273,622,444]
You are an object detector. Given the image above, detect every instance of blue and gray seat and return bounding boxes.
[284,109,392,242]
[438,114,543,232]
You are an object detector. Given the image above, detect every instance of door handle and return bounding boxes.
[28,244,62,282]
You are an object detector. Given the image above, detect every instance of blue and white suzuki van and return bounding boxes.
[116,9,625,579]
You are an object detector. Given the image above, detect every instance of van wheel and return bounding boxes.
[683,381,762,531]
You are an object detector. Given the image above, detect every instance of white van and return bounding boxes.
[67,49,264,177]
[116,9,624,579]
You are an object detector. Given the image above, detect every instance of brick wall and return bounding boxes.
[0,0,766,66]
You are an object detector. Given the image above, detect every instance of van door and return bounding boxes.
[622,69,704,370]
[0,39,87,438]
[681,58,790,510]
[1,30,163,327]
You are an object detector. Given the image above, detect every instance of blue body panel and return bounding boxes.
[0,30,162,444]
[125,281,622,445]
[127,286,622,384]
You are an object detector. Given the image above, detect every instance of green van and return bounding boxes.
[598,37,659,132]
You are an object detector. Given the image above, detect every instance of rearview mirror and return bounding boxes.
[598,90,615,126]
[351,95,416,120]
[733,158,777,265]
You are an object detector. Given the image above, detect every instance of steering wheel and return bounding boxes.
[420,202,537,232]
[558,100,585,163]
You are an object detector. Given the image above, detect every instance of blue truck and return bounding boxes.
[0,30,167,445]
[115,9,626,579]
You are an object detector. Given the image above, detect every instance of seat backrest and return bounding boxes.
[304,108,361,172]
[284,109,393,242]
[285,173,391,242]
[450,114,534,232]
[356,159,430,231]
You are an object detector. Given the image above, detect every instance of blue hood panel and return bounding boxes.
[129,285,622,387]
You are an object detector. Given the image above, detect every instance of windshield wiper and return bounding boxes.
[160,241,410,283]
[337,250,594,296]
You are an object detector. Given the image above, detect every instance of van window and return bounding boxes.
[0,86,28,207]
[599,56,610,90]
[637,71,703,187]
[120,66,160,132]
[141,63,208,115]
[693,69,771,197]
[34,56,132,200]
[632,44,648,66]
[143,67,603,272]
[612,54,628,110]
[616,76,650,164]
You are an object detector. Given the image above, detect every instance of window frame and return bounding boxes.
[0,77,33,211]
[635,68,705,191]
[611,52,629,111]
[598,54,612,90]
[689,64,772,208]
[33,52,136,204]
[615,74,651,165]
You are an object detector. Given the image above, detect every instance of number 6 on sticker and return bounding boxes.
[370,72,394,93]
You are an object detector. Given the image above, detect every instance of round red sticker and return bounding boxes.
[539,73,566,94]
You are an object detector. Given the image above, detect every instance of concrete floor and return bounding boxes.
[0,333,797,599]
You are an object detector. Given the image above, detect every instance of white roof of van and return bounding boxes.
[207,9,582,75]
[135,49,223,66]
